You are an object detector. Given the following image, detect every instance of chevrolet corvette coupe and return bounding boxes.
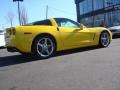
[5,18,112,58]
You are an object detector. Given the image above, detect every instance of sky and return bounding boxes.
[0,0,77,30]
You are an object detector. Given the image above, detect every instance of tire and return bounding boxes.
[32,35,56,59]
[99,31,110,47]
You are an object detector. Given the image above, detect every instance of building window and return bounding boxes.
[94,14,104,26]
[79,0,93,15]
[79,2,84,15]
[105,0,120,7]
[105,0,114,7]
[112,11,120,23]
[105,10,120,27]
[81,17,93,27]
[79,0,87,15]
[114,0,120,5]
[76,0,120,27]
[83,0,87,14]
[94,0,104,10]
[87,0,93,12]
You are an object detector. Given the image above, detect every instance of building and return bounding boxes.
[75,0,120,27]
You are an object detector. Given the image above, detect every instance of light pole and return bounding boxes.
[13,0,23,25]
[46,5,48,19]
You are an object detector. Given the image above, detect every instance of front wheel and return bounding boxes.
[33,36,56,59]
[99,31,110,47]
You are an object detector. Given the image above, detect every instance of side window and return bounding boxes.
[55,18,80,28]
[33,20,52,26]
[60,21,78,28]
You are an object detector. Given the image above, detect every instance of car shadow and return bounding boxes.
[0,46,99,67]
[56,46,99,56]
[0,54,39,67]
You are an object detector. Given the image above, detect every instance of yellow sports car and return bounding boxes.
[5,18,112,58]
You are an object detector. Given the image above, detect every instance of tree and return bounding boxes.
[6,12,14,27]
[19,6,28,25]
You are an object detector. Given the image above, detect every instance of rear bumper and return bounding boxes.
[5,34,32,53]
[7,47,18,52]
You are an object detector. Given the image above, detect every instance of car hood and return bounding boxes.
[108,26,120,30]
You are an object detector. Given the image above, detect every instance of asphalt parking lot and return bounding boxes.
[0,38,120,90]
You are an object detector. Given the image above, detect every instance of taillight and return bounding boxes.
[6,28,11,35]
[11,27,16,35]
[9,27,16,35]
[6,27,16,35]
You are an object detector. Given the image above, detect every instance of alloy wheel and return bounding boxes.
[36,37,54,58]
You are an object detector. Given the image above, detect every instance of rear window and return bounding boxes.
[26,19,52,26]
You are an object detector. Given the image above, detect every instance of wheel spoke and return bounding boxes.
[103,33,106,38]
[44,38,48,45]
[38,43,44,48]
[41,48,45,53]
[45,49,50,55]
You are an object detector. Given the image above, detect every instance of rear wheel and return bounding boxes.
[99,31,110,47]
[33,35,56,59]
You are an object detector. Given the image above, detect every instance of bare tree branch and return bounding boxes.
[6,12,14,27]
[19,6,28,25]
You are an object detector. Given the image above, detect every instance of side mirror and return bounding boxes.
[80,24,85,30]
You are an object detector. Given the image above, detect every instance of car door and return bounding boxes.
[55,18,91,48]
